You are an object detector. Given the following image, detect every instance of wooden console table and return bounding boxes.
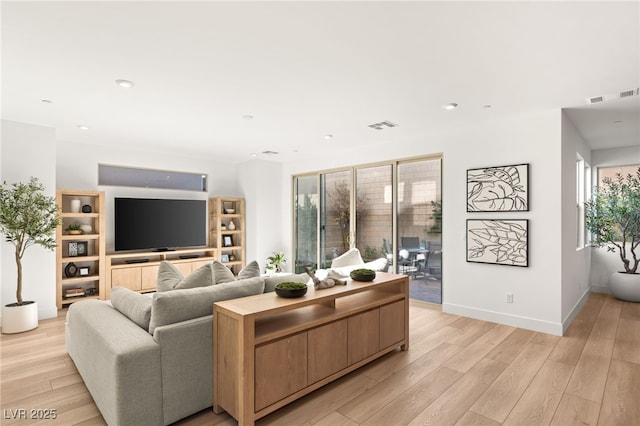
[213,272,409,426]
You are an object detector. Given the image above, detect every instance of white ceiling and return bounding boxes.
[2,1,639,163]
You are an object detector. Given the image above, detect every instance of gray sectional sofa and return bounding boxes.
[65,261,308,426]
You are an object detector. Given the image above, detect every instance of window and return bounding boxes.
[576,155,591,249]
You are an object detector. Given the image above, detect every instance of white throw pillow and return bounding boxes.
[330,248,364,268]
[329,257,388,277]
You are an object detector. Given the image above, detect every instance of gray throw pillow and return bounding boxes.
[212,260,236,284]
[110,286,153,331]
[238,260,261,280]
[264,273,310,293]
[148,276,265,334]
[156,261,215,291]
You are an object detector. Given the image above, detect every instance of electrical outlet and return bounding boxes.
[506,293,514,303]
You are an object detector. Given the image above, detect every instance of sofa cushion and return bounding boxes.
[263,273,310,293]
[330,248,364,268]
[157,261,215,291]
[149,276,265,334]
[328,257,389,277]
[110,286,153,330]
[211,260,235,284]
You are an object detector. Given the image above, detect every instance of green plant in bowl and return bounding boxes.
[66,224,83,235]
[350,268,376,282]
[275,282,308,298]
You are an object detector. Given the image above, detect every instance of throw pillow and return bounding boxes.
[148,276,265,334]
[330,248,364,268]
[238,260,261,280]
[329,257,388,277]
[156,261,215,291]
[212,260,236,284]
[110,286,153,331]
[264,273,310,293]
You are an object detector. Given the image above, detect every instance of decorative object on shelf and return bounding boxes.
[69,241,88,257]
[224,202,235,214]
[305,267,347,289]
[82,204,92,213]
[585,167,640,302]
[220,224,227,231]
[274,282,308,298]
[80,224,92,234]
[65,288,84,297]
[350,268,376,282]
[66,224,83,235]
[467,163,529,212]
[266,251,287,273]
[221,254,230,263]
[228,220,236,230]
[65,262,78,278]
[79,266,90,276]
[85,287,96,296]
[70,198,81,213]
[466,219,528,267]
[229,254,236,261]
[223,235,233,247]
[0,177,60,333]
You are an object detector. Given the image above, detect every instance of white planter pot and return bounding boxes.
[1,301,38,334]
[609,272,640,302]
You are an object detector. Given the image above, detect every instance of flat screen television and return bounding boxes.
[114,198,206,251]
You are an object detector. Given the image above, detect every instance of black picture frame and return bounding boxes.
[223,235,233,247]
[466,219,529,267]
[467,163,529,212]
[79,266,90,276]
[76,241,88,256]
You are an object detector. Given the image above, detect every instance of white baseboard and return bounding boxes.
[442,303,563,336]
[562,289,590,334]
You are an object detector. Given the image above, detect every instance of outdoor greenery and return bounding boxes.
[0,177,60,305]
[328,181,366,253]
[585,167,640,273]
[295,193,318,272]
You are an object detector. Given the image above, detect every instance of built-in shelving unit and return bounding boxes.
[56,190,106,308]
[209,197,245,274]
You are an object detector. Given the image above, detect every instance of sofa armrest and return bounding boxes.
[152,315,213,425]
[66,300,163,426]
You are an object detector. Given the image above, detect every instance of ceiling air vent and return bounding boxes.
[261,150,279,155]
[586,96,605,104]
[619,88,639,98]
[368,120,399,130]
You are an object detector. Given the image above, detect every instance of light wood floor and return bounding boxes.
[1,292,638,426]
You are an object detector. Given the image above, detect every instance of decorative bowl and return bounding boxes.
[275,282,308,298]
[225,208,235,214]
[350,268,376,282]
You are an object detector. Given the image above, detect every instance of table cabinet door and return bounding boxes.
[308,319,348,384]
[348,309,379,365]
[141,265,159,291]
[255,333,307,411]
[379,300,405,349]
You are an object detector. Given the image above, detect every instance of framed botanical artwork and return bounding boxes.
[466,219,529,267]
[223,235,233,247]
[467,163,529,212]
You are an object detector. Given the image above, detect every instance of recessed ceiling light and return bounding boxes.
[261,150,279,155]
[242,115,254,120]
[41,99,53,104]
[482,104,492,109]
[324,134,334,140]
[77,125,90,131]
[613,120,624,124]
[442,103,458,110]
[250,153,258,157]
[115,79,135,88]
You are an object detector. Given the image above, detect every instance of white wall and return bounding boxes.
[1,120,58,320]
[590,145,640,292]
[282,109,567,335]
[56,140,239,251]
[560,112,592,332]
[236,159,284,272]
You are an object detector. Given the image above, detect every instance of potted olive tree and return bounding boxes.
[0,177,60,333]
[585,167,640,302]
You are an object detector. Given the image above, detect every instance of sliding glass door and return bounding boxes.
[319,170,352,268]
[294,175,318,273]
[355,165,393,263]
